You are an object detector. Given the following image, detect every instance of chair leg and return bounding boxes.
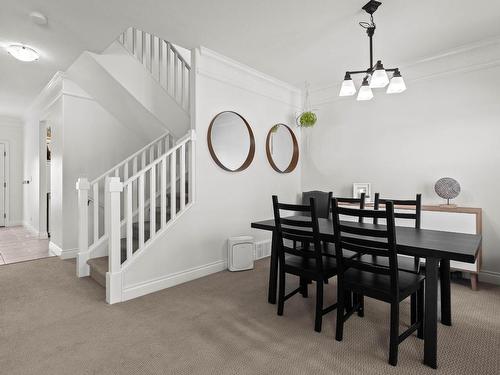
[314,281,324,332]
[277,269,285,316]
[300,277,308,298]
[344,290,353,313]
[417,286,424,339]
[357,294,365,317]
[389,302,399,366]
[410,293,417,325]
[336,285,345,341]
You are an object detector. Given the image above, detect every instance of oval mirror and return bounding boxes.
[266,124,299,173]
[207,111,255,172]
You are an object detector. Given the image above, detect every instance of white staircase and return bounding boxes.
[75,28,195,304]
[117,27,191,112]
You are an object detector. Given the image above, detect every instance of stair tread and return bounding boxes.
[87,256,108,275]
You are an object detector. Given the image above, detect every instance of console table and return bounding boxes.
[420,206,482,290]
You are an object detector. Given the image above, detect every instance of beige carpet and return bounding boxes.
[0,257,499,375]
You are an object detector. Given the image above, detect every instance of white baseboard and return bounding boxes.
[49,242,78,259]
[7,220,23,227]
[121,259,227,302]
[254,239,272,260]
[479,270,500,286]
[49,241,62,256]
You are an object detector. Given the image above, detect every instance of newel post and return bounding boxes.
[76,178,90,277]
[106,177,123,304]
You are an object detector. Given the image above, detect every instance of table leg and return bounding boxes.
[440,259,452,326]
[424,257,439,369]
[268,230,278,304]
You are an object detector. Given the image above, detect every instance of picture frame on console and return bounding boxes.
[353,183,372,202]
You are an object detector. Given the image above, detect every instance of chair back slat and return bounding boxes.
[335,193,366,223]
[277,202,312,212]
[273,195,324,270]
[281,217,314,228]
[374,193,421,228]
[332,198,399,297]
[338,223,389,238]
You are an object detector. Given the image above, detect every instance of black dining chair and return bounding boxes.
[335,193,366,222]
[272,195,338,333]
[332,199,425,366]
[302,191,333,219]
[373,193,452,327]
[298,191,333,253]
[371,193,422,325]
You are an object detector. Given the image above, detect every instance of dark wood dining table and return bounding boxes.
[251,216,482,369]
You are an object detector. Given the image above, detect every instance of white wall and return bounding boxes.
[122,47,302,293]
[0,116,23,225]
[66,41,188,140]
[23,74,152,254]
[59,89,147,253]
[303,41,500,282]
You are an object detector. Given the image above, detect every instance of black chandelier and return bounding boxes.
[339,0,406,100]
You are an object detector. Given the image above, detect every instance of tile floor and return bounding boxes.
[0,226,53,265]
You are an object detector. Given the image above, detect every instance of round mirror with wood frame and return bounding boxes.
[207,111,255,172]
[265,124,299,173]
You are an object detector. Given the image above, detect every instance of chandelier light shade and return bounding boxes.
[6,44,39,62]
[387,69,407,94]
[357,77,374,101]
[370,60,389,88]
[339,73,357,96]
[339,1,406,100]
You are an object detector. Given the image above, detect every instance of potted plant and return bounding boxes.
[296,82,318,128]
[297,111,317,128]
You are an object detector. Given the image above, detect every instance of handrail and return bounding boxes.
[169,43,191,70]
[123,132,191,186]
[90,132,170,185]
[117,27,191,112]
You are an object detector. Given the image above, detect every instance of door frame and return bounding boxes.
[0,140,10,227]
[38,121,49,238]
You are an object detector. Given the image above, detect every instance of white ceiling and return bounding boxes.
[2,0,500,118]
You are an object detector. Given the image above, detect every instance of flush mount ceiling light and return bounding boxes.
[339,1,406,100]
[6,44,40,62]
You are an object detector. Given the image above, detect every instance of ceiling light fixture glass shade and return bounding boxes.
[357,77,373,101]
[6,44,40,62]
[339,73,356,96]
[369,60,389,88]
[386,69,407,94]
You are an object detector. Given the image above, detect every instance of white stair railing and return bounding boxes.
[76,132,172,277]
[106,130,195,303]
[117,27,191,112]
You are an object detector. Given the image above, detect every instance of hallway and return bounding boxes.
[0,226,52,265]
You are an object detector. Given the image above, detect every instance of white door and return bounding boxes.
[0,143,5,226]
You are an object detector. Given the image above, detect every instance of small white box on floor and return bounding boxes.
[228,236,254,271]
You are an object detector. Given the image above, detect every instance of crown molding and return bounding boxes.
[0,115,23,127]
[310,35,500,106]
[199,46,301,95]
[197,46,301,109]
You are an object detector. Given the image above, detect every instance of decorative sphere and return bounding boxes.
[434,177,461,200]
